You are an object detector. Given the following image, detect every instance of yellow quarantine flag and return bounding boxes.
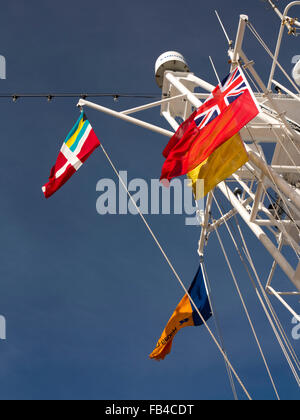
[187,133,248,199]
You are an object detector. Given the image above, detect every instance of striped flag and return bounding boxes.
[42,112,100,198]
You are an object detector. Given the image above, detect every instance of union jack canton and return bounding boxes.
[194,67,259,130]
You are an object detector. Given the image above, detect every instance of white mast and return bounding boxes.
[77,0,300,339]
[76,2,300,395]
[151,6,300,322]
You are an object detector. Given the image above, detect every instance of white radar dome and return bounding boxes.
[155,51,190,88]
[292,59,300,87]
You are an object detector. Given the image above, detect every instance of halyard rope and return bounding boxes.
[99,142,252,401]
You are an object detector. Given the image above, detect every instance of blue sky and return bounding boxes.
[0,0,299,400]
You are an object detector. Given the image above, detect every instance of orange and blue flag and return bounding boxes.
[150,266,212,361]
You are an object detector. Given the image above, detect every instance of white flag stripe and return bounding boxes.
[55,144,83,179]
[54,124,92,180]
[73,123,92,156]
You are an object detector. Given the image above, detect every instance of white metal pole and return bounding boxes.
[161,111,179,132]
[271,79,300,103]
[120,94,186,115]
[239,50,299,140]
[250,177,265,222]
[271,166,300,173]
[231,172,300,254]
[77,98,174,138]
[246,148,300,211]
[206,198,253,233]
[267,286,300,322]
[164,72,203,108]
[267,1,300,90]
[198,192,213,256]
[230,15,248,70]
[186,74,215,93]
[217,182,300,291]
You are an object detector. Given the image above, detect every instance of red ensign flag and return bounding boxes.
[160,67,260,182]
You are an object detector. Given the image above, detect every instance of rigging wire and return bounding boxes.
[233,212,300,386]
[270,127,300,179]
[243,66,261,93]
[258,102,300,163]
[263,188,300,228]
[246,21,300,95]
[266,296,300,372]
[233,165,300,369]
[233,212,300,374]
[99,141,253,401]
[196,198,239,399]
[232,169,300,257]
[244,166,300,262]
[200,261,239,400]
[213,184,300,387]
[245,20,300,165]
[210,192,281,400]
[261,104,300,162]
[245,126,300,258]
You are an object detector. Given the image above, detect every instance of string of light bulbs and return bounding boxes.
[0,92,162,102]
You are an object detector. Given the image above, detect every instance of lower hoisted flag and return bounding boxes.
[42,111,100,198]
[149,266,212,361]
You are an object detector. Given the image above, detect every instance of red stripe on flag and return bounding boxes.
[49,151,68,178]
[77,128,100,163]
[43,164,76,199]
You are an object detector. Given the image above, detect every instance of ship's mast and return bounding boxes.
[74,4,300,393]
[152,13,300,322]
[77,4,300,323]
